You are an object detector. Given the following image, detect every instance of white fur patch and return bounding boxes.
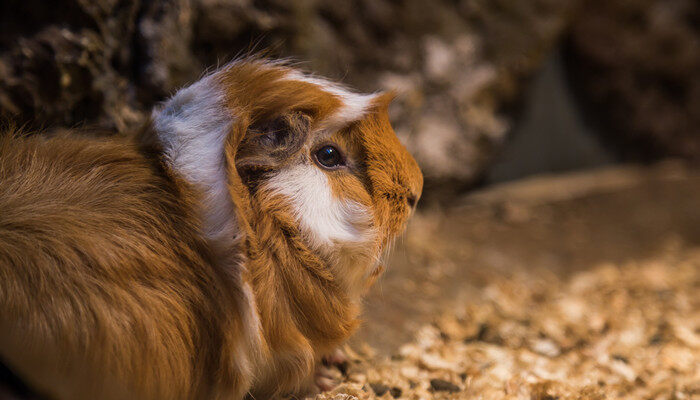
[151,73,236,243]
[285,71,377,127]
[152,70,265,380]
[265,165,372,249]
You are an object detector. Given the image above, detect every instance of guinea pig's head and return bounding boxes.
[151,59,422,298]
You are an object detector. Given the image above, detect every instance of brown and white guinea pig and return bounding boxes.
[0,58,422,400]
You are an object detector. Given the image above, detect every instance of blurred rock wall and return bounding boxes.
[566,0,700,161]
[0,0,575,186]
[1,0,697,188]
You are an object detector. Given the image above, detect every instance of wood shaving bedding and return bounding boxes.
[314,249,700,399]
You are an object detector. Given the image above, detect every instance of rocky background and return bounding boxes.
[567,0,700,161]
[2,0,697,191]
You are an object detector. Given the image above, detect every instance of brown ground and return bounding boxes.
[313,162,700,399]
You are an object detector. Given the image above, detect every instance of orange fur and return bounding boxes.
[0,133,252,400]
[0,59,422,399]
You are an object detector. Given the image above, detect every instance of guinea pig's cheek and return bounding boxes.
[264,165,374,250]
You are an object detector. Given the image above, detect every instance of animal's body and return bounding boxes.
[0,59,422,399]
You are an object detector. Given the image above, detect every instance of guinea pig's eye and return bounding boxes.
[314,145,345,169]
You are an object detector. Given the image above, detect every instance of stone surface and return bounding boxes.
[566,0,700,161]
[0,0,145,132]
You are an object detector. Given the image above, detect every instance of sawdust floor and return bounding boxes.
[314,163,700,400]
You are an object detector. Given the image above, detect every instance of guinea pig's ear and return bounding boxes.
[235,111,311,186]
[372,91,396,113]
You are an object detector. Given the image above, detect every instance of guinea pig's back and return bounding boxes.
[0,133,247,400]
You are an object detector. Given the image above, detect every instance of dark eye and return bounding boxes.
[314,145,344,169]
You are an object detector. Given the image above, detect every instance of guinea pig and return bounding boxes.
[0,58,423,400]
